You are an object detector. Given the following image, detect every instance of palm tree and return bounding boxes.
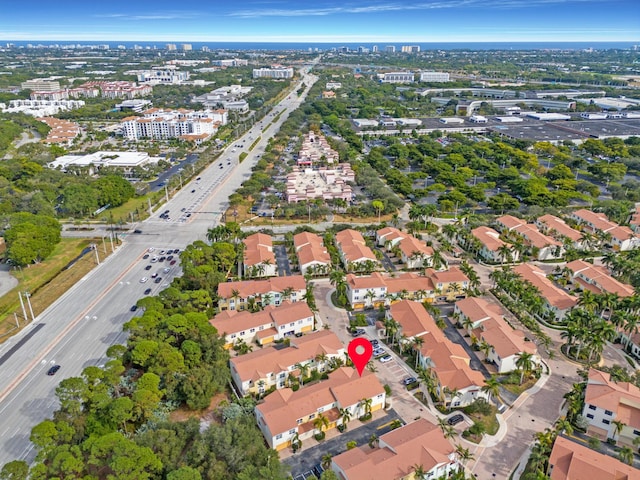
[618,446,634,465]
[412,336,425,369]
[368,433,379,449]
[230,289,241,310]
[497,244,513,264]
[321,453,333,470]
[455,444,475,473]
[412,464,426,479]
[339,407,352,430]
[482,376,502,405]
[578,290,600,313]
[611,419,626,441]
[281,286,294,301]
[554,418,574,436]
[291,432,302,453]
[358,397,373,418]
[315,352,328,372]
[515,351,535,385]
[372,200,384,223]
[313,413,329,439]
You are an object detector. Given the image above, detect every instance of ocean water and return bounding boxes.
[1,40,637,51]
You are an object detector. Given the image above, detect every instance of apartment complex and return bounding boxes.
[495,215,564,260]
[210,301,314,348]
[419,71,450,82]
[455,296,539,374]
[252,66,294,79]
[285,164,355,204]
[297,131,339,166]
[137,67,190,84]
[21,78,61,91]
[120,108,227,143]
[30,81,152,101]
[229,330,344,396]
[217,275,307,311]
[331,418,459,480]
[535,214,583,249]
[37,117,80,146]
[3,99,85,116]
[378,72,415,83]
[255,368,385,450]
[48,150,161,175]
[243,233,277,278]
[293,232,332,276]
[569,209,639,251]
[581,369,640,447]
[512,264,577,320]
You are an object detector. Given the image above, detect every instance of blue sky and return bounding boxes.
[2,0,638,42]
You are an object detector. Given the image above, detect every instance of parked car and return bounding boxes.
[144,288,152,295]
[402,377,417,386]
[47,365,61,376]
[130,305,138,312]
[140,277,148,283]
[379,355,393,363]
[143,254,149,259]
[170,260,176,265]
[154,277,162,284]
[151,273,158,279]
[145,265,152,270]
[447,414,464,426]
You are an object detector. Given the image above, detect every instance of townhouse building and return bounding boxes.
[210,301,314,348]
[331,418,459,480]
[512,264,577,321]
[548,435,638,480]
[581,369,640,447]
[376,227,435,270]
[425,267,470,301]
[469,226,519,263]
[569,209,640,251]
[229,330,344,396]
[416,318,487,408]
[495,215,564,260]
[535,214,584,249]
[335,229,378,272]
[242,233,277,278]
[297,130,339,166]
[293,232,332,276]
[255,368,385,450]
[217,275,307,311]
[454,296,539,374]
[565,260,634,298]
[387,300,434,341]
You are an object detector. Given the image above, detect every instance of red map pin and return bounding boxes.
[347,338,373,377]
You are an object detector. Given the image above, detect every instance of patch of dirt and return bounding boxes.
[169,392,229,423]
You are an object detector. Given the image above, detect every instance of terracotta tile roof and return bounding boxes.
[293,231,324,250]
[566,260,634,297]
[218,275,306,299]
[455,296,504,323]
[476,317,537,358]
[549,435,637,480]
[572,208,616,232]
[496,215,525,230]
[397,236,434,258]
[346,272,435,293]
[585,369,640,422]
[256,368,384,436]
[536,214,582,242]
[471,226,508,252]
[230,330,344,382]
[210,301,313,336]
[346,272,387,290]
[332,418,455,480]
[389,300,436,338]
[341,243,377,263]
[335,229,367,247]
[425,266,469,285]
[297,243,331,267]
[513,264,577,310]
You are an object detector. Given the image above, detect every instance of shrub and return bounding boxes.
[314,432,326,441]
[359,413,372,422]
[384,384,392,396]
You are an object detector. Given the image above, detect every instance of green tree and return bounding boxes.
[0,460,29,480]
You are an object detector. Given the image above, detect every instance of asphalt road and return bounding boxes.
[0,68,318,467]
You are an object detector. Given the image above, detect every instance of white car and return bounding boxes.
[163,267,170,273]
[148,247,155,252]
[379,355,393,363]
[140,277,149,283]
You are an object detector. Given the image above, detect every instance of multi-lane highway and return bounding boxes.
[0,69,317,466]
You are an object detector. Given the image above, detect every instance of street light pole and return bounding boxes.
[24,292,35,321]
[18,292,28,324]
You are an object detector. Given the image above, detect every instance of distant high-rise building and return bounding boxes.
[401,45,420,53]
[253,66,294,79]
[21,79,61,92]
[372,45,378,53]
[201,46,210,52]
[182,44,192,51]
[166,43,177,51]
[385,45,396,53]
[357,46,370,53]
[117,45,126,50]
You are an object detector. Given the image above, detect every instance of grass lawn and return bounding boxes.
[462,402,500,443]
[501,377,538,396]
[0,238,114,341]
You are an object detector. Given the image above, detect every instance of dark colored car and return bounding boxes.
[130,305,138,312]
[447,414,464,426]
[191,189,196,193]
[145,265,152,270]
[170,260,176,265]
[167,255,173,261]
[159,256,166,262]
[143,254,149,259]
[134,229,143,234]
[154,277,162,284]
[144,288,152,295]
[47,365,61,376]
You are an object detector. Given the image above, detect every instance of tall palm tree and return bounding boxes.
[339,408,352,430]
[313,413,329,438]
[412,336,425,369]
[321,453,333,470]
[515,351,535,385]
[455,444,475,473]
[412,464,426,479]
[482,376,502,405]
[618,446,634,465]
[611,419,626,441]
[358,397,373,418]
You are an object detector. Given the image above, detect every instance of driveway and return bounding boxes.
[283,409,404,478]
[0,263,18,299]
[274,244,292,276]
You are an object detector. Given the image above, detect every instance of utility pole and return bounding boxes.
[93,244,100,265]
[14,312,19,328]
[109,233,114,252]
[102,236,107,254]
[18,292,28,324]
[24,292,35,321]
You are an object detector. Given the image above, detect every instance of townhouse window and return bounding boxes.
[602,419,610,425]
[240,331,245,336]
[633,430,640,436]
[289,429,296,434]
[297,320,303,324]
[230,334,236,339]
[604,410,613,416]
[289,322,295,327]
[377,394,383,399]
[250,328,255,333]
[280,325,285,330]
[355,290,360,293]
[280,373,286,378]
[586,414,594,419]
[588,404,596,410]
[297,419,303,424]
[318,407,324,413]
[259,326,264,330]
[276,434,282,439]
[309,414,315,420]
[355,296,360,300]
